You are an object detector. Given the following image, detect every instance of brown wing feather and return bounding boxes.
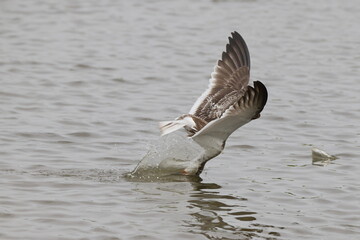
[190,31,251,123]
[223,81,268,119]
[192,81,267,142]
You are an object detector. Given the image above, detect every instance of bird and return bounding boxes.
[131,31,267,177]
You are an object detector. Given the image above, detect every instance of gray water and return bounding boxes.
[1,0,360,239]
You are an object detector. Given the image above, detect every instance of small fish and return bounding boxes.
[312,147,337,166]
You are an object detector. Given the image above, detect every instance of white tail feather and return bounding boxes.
[159,121,186,136]
[159,116,196,136]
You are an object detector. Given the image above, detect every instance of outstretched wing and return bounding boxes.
[192,81,268,143]
[189,31,251,123]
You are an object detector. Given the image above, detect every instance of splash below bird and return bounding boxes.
[132,31,268,177]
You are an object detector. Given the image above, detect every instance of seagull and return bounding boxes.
[132,31,267,177]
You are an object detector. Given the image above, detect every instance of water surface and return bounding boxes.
[1,0,359,239]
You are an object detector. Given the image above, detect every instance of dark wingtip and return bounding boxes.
[253,81,268,109]
[228,31,250,68]
[231,31,240,38]
[226,43,231,53]
[231,31,244,42]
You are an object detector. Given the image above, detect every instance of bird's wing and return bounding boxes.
[192,81,267,144]
[189,31,251,123]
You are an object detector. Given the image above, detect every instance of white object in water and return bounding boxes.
[312,147,337,166]
[132,32,268,176]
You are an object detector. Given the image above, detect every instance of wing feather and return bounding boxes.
[189,31,251,124]
[192,81,267,143]
[159,32,266,138]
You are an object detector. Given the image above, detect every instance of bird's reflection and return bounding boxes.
[185,180,282,239]
[128,174,283,239]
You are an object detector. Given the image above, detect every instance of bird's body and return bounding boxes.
[131,32,267,177]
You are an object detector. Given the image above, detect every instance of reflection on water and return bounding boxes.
[128,175,283,239]
[186,181,283,240]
